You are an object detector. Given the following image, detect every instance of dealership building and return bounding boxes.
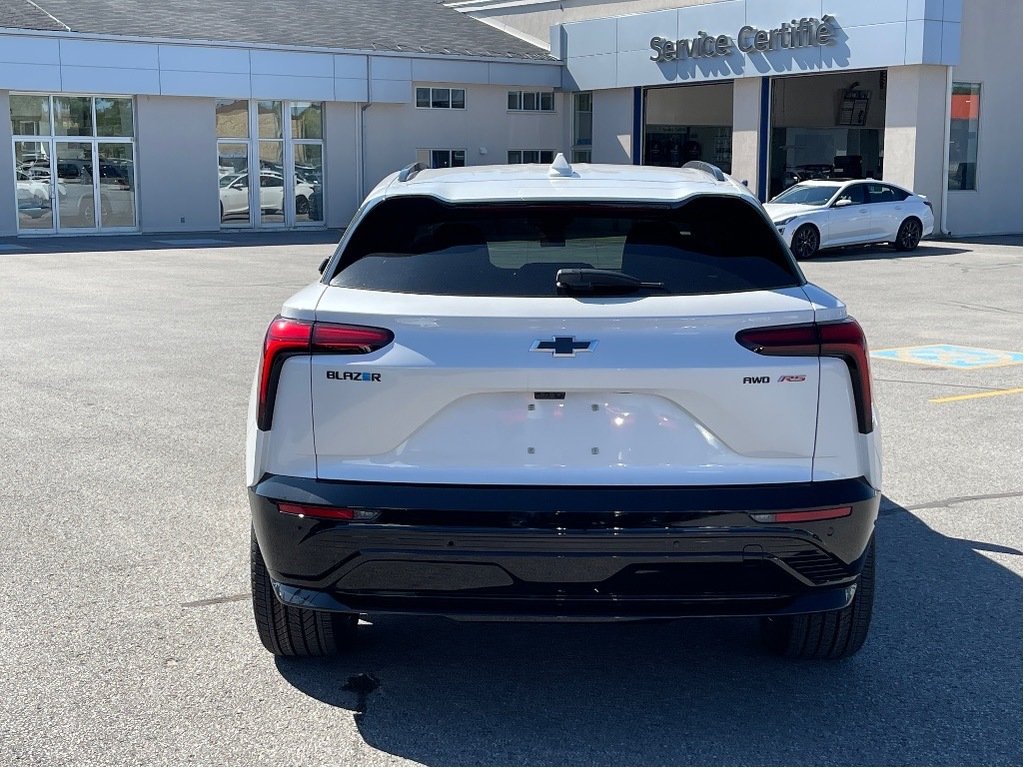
[0,0,1019,238]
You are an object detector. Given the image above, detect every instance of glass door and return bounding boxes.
[14,139,56,233]
[55,141,98,230]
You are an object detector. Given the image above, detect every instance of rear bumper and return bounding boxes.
[250,475,879,620]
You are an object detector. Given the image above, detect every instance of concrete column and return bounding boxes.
[730,77,762,195]
[591,88,633,164]
[883,65,949,228]
[0,91,17,236]
[323,101,360,228]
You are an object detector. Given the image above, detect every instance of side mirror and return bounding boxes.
[834,198,852,207]
[318,257,329,275]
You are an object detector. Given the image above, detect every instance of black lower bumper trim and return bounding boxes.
[251,475,879,619]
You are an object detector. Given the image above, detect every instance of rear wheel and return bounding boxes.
[791,224,820,260]
[761,536,875,659]
[251,529,357,656]
[893,217,922,251]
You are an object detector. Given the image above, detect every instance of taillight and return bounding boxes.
[736,318,873,434]
[750,506,852,524]
[257,315,393,431]
[312,323,394,354]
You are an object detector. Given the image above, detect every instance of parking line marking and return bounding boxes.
[930,387,1023,404]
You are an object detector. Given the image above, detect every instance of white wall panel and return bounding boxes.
[413,59,489,84]
[160,70,250,98]
[250,74,334,101]
[744,0,820,29]
[334,78,369,102]
[250,50,333,78]
[334,55,368,79]
[370,79,411,103]
[0,36,60,65]
[369,57,412,81]
[60,66,160,95]
[60,39,159,69]
[0,62,61,92]
[564,18,617,58]
[158,45,250,74]
[487,62,560,87]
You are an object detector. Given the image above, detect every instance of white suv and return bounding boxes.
[247,156,882,659]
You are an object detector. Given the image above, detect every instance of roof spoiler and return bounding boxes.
[681,160,726,182]
[397,161,426,182]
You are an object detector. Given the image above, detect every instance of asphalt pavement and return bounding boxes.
[0,232,1020,766]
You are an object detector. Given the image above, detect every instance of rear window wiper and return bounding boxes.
[556,268,666,295]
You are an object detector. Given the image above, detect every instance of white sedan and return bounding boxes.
[765,180,935,259]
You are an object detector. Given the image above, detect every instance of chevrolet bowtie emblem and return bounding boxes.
[531,336,596,357]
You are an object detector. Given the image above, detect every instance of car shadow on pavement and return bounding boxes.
[275,496,1023,766]
[810,243,971,262]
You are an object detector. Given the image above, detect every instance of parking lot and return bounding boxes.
[1,232,1020,765]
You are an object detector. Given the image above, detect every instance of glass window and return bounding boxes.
[258,141,285,224]
[14,140,54,230]
[95,98,133,137]
[540,150,555,163]
[451,89,465,109]
[290,102,322,140]
[416,88,431,108]
[507,150,522,164]
[431,88,451,109]
[10,95,50,136]
[835,184,867,205]
[523,150,539,163]
[451,150,465,167]
[216,99,249,138]
[294,144,323,223]
[540,92,554,111]
[53,96,93,136]
[948,82,980,191]
[218,142,250,224]
[258,101,283,139]
[507,92,521,110]
[573,92,593,150]
[523,92,538,111]
[97,143,136,227]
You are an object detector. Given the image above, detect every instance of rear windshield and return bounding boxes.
[329,196,802,297]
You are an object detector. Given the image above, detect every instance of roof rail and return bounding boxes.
[681,160,726,182]
[397,161,426,182]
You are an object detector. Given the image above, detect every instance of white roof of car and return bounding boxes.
[373,157,754,204]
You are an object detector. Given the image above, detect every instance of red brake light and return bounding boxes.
[258,316,312,431]
[736,318,873,434]
[312,323,394,354]
[257,316,394,431]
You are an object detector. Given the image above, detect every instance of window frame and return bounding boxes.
[507,149,556,165]
[414,86,467,111]
[506,90,556,113]
[948,81,982,193]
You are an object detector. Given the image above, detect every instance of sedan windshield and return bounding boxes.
[770,184,840,206]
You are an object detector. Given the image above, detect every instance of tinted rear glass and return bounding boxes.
[330,196,802,297]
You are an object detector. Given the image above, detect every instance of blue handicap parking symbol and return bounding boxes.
[871,344,1024,369]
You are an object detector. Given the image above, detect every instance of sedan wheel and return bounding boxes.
[894,218,923,251]
[791,224,820,260]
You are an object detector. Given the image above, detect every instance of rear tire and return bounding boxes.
[251,529,357,656]
[791,224,820,260]
[893,217,923,251]
[760,536,875,659]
